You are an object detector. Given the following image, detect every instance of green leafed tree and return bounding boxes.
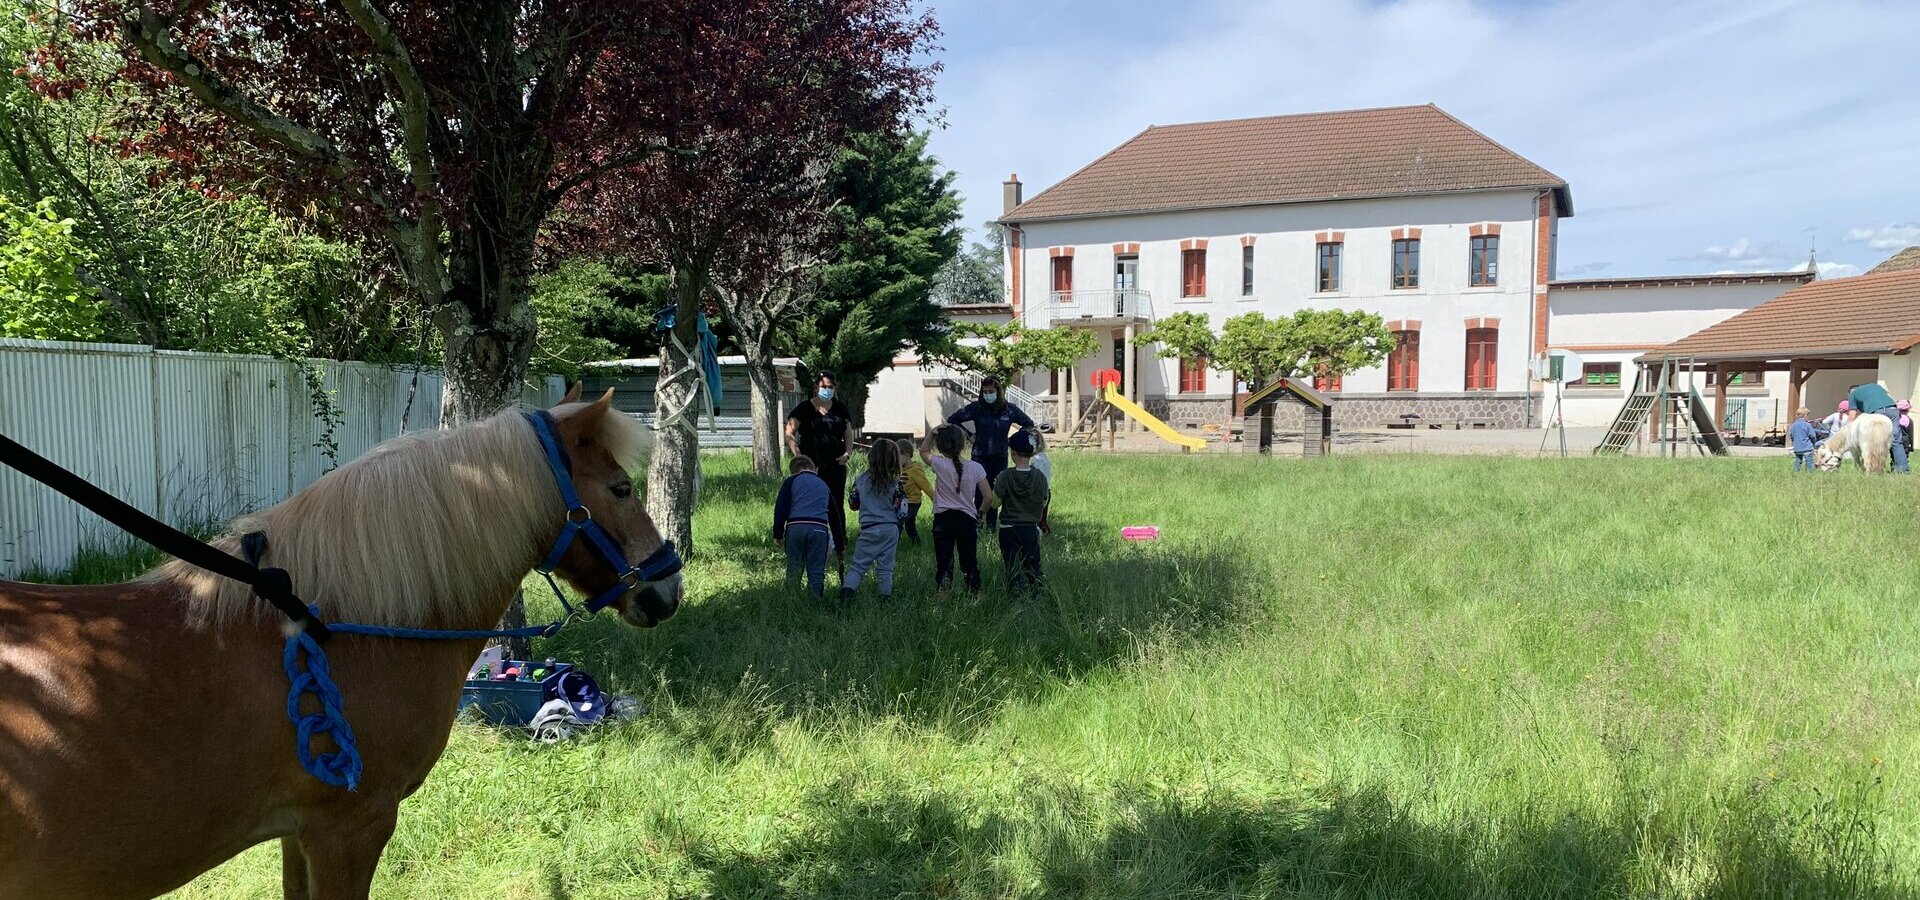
[1132,310,1217,363]
[781,130,962,423]
[930,223,1004,306]
[1289,308,1395,383]
[926,319,1023,385]
[0,195,96,340]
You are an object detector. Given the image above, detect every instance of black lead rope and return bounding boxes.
[0,433,330,641]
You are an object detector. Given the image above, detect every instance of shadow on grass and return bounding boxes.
[537,493,1267,758]
[681,780,1915,900]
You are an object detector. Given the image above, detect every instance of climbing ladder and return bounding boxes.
[1063,396,1114,447]
[1593,356,1729,457]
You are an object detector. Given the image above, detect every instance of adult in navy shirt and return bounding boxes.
[786,370,854,554]
[947,376,1035,527]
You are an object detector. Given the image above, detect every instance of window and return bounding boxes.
[1241,245,1254,296]
[1387,330,1420,391]
[1050,255,1072,297]
[1181,248,1206,297]
[1706,370,1766,387]
[1179,355,1207,393]
[1464,327,1498,391]
[1470,235,1499,286]
[1392,238,1420,289]
[1580,362,1622,387]
[1312,371,1343,392]
[1316,241,1342,292]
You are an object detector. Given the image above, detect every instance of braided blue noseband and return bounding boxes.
[268,410,683,790]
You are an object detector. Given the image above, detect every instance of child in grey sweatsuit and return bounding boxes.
[843,441,905,601]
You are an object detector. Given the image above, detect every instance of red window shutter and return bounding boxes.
[1179,355,1207,393]
[1182,249,1206,297]
[1051,257,1072,294]
[1465,327,1497,390]
[1388,330,1419,391]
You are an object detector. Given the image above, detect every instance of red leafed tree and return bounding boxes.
[558,3,937,552]
[61,0,938,440]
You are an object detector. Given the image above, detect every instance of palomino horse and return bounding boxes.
[1816,411,1895,473]
[0,387,682,899]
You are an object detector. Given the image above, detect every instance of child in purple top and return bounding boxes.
[922,424,995,596]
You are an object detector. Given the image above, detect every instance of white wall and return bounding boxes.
[1544,279,1806,430]
[1011,189,1545,397]
[865,362,925,435]
[0,338,563,577]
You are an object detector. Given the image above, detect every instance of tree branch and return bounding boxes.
[541,141,693,208]
[337,0,448,296]
[121,6,344,168]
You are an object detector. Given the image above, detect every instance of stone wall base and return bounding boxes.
[1146,393,1539,430]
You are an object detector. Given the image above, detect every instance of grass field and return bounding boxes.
[80,450,1917,897]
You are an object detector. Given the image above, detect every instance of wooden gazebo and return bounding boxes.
[1242,377,1334,457]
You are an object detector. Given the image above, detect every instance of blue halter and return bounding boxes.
[524,410,683,620]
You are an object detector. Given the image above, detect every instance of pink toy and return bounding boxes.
[1121,526,1161,541]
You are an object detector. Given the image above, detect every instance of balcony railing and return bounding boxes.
[1047,289,1153,323]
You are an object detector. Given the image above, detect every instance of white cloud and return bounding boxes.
[1843,223,1920,250]
[1671,238,1782,265]
[1816,261,1861,278]
[930,0,1920,279]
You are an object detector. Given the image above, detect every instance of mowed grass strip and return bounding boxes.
[137,451,1920,898]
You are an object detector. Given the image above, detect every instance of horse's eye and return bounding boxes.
[609,481,633,499]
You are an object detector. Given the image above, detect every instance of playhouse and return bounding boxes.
[1241,378,1335,457]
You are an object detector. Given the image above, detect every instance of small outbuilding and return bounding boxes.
[1241,377,1334,457]
[579,356,806,448]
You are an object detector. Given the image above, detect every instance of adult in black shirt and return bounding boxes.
[786,370,854,555]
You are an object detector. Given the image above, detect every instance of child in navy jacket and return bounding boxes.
[773,455,834,597]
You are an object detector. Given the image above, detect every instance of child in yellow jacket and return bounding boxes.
[895,437,934,545]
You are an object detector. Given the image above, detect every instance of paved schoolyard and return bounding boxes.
[1080,424,1788,459]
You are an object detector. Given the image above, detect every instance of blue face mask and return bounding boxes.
[982,392,998,404]
[817,387,835,401]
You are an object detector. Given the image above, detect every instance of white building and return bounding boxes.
[998,104,1566,429]
[1543,272,1813,433]
[865,104,1815,437]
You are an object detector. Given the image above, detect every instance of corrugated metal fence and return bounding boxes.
[0,338,562,577]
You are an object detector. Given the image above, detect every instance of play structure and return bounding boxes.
[1069,369,1207,452]
[1594,355,1728,457]
[1241,377,1335,457]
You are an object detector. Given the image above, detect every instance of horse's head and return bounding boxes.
[543,385,682,628]
[1814,443,1843,471]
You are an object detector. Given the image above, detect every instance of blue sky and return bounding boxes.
[922,0,1920,278]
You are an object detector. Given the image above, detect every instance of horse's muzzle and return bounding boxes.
[622,572,683,628]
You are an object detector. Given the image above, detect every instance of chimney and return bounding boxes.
[1002,173,1023,215]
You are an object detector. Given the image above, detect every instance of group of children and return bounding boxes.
[1788,394,1917,472]
[772,425,1051,603]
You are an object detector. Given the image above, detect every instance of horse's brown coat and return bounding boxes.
[0,391,681,899]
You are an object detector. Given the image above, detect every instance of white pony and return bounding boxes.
[1815,412,1895,473]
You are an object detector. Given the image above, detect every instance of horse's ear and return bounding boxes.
[559,381,583,405]
[576,388,614,428]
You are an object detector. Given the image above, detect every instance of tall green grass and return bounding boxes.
[46,450,1907,897]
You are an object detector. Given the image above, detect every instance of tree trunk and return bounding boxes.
[437,297,536,425]
[647,272,705,555]
[1056,368,1068,434]
[436,261,537,656]
[745,347,784,478]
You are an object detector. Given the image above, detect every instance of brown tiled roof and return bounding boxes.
[1656,268,1920,362]
[1000,104,1569,223]
[1867,246,1920,275]
[1549,271,1813,291]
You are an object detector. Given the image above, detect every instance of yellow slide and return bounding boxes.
[1101,385,1207,451]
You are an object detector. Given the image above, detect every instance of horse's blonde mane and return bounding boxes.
[153,404,652,629]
